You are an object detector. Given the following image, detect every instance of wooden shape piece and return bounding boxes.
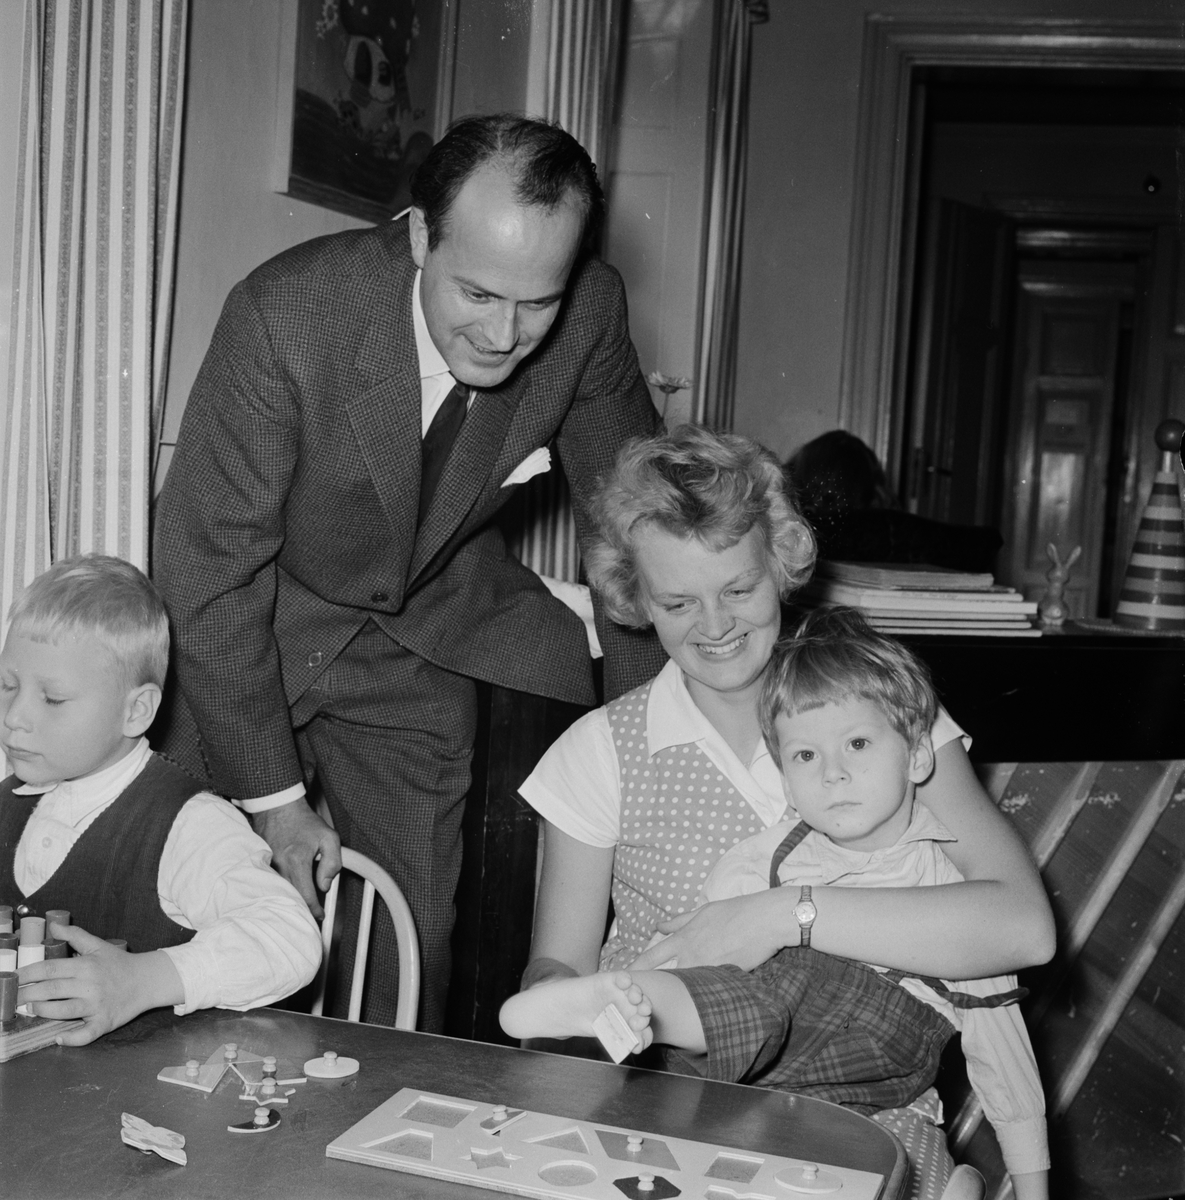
[591,1003,642,1064]
[305,1051,360,1078]
[120,1113,187,1166]
[228,1107,281,1134]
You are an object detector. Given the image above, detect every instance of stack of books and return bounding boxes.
[800,561,1041,637]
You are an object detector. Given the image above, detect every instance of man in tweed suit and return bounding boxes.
[154,114,665,1031]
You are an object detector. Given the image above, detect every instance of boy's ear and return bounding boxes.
[122,682,162,738]
[908,732,935,785]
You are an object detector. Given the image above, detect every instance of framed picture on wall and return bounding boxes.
[274,0,458,224]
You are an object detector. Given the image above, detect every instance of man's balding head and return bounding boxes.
[409,113,604,254]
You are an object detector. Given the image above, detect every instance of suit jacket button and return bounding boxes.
[308,651,322,668]
[371,591,389,603]
[16,904,31,916]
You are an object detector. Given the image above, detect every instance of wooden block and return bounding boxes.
[0,1014,86,1063]
[591,1004,641,1064]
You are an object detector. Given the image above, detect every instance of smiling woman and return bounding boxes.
[518,423,1054,986]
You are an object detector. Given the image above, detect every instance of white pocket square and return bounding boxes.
[501,446,552,487]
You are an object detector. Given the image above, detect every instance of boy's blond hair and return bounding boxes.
[7,554,169,690]
[760,606,937,767]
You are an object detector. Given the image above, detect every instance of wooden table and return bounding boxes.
[1,1008,907,1200]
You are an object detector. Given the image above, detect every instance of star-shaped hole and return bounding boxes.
[468,1147,520,1171]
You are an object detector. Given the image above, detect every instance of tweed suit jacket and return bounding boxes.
[154,216,666,803]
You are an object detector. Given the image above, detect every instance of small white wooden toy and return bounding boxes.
[305,1050,359,1078]
[325,1089,885,1200]
[591,1004,643,1063]
[121,1113,187,1165]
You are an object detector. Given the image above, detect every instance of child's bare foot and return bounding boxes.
[499,971,653,1053]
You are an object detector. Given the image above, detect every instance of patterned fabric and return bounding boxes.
[0,755,200,952]
[602,681,767,969]
[872,1108,954,1200]
[1,0,187,615]
[668,946,956,1114]
[289,622,476,1031]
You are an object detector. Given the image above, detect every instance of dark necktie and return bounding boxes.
[418,380,468,526]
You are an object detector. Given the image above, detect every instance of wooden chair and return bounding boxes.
[948,759,1185,1198]
[310,847,421,1031]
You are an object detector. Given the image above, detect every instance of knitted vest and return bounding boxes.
[0,754,201,952]
[601,680,767,970]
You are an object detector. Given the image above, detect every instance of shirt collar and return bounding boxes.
[13,738,152,820]
[412,269,451,381]
[645,659,717,755]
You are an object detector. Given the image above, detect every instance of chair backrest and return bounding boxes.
[310,848,421,1030]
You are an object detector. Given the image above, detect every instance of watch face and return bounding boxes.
[794,900,817,926]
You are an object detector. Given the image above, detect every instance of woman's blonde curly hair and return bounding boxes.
[585,425,816,628]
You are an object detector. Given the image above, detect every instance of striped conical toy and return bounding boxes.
[1114,418,1185,630]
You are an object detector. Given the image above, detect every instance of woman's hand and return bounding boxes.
[630,891,788,971]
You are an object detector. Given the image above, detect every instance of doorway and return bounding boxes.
[899,66,1184,618]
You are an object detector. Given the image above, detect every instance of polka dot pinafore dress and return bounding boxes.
[600,681,767,971]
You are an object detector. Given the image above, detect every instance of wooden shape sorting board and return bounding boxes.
[325,1089,884,1200]
[0,1013,85,1063]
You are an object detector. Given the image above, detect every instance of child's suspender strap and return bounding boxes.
[766,818,1027,1010]
[769,821,811,889]
[878,968,1028,1009]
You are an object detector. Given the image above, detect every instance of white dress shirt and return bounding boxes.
[12,738,321,1013]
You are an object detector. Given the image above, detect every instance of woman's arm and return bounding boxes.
[520,822,616,988]
[632,740,1055,978]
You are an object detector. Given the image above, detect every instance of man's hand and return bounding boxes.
[18,924,185,1046]
[252,799,341,919]
[628,892,787,972]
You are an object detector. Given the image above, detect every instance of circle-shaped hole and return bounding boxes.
[539,1161,599,1187]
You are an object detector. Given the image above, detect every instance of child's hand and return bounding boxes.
[16,923,184,1046]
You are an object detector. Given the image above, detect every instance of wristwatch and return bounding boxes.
[793,885,817,948]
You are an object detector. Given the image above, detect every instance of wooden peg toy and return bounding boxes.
[304,1050,359,1078]
[228,1106,281,1134]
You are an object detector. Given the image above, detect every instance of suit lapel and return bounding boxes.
[346,226,422,586]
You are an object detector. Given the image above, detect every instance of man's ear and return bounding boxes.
[908,732,935,785]
[408,207,429,269]
[123,682,162,739]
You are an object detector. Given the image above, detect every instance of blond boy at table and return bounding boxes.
[0,555,321,1044]
[502,608,1049,1200]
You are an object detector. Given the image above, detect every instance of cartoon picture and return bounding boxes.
[287,0,450,222]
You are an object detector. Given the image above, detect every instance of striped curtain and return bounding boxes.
[510,0,627,584]
[0,0,187,622]
[695,0,768,429]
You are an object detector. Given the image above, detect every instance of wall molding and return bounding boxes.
[838,14,1185,466]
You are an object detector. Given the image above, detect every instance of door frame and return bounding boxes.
[838,14,1185,481]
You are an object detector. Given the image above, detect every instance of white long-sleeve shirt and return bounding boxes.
[11,738,321,1013]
